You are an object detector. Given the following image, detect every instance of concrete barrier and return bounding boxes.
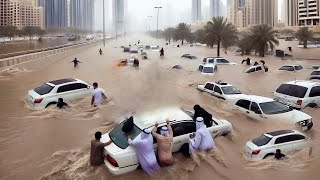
[0,40,102,69]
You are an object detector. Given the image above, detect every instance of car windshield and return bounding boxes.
[34,83,54,95]
[259,101,292,115]
[221,86,241,95]
[203,67,214,73]
[109,120,142,149]
[131,50,138,54]
[141,52,147,55]
[311,71,320,75]
[252,135,271,146]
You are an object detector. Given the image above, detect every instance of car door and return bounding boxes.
[273,135,293,154]
[56,84,77,102]
[204,83,214,94]
[308,86,320,106]
[171,122,196,152]
[213,85,224,99]
[248,102,264,120]
[235,99,251,115]
[290,134,309,151]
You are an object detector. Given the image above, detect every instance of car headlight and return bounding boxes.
[295,119,311,127]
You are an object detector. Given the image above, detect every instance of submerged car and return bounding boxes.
[197,81,242,100]
[244,65,266,73]
[181,54,197,59]
[246,130,311,160]
[274,80,320,109]
[141,52,148,59]
[309,70,320,80]
[198,64,218,75]
[202,57,237,65]
[27,78,92,109]
[279,65,303,72]
[130,49,139,58]
[231,95,313,130]
[123,47,130,52]
[101,107,233,175]
[151,46,160,51]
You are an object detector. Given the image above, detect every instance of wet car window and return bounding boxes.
[214,86,222,94]
[279,66,294,71]
[311,71,320,75]
[250,102,260,112]
[246,67,256,73]
[34,83,54,95]
[276,84,308,98]
[235,99,250,110]
[109,121,142,149]
[309,86,320,97]
[259,101,292,115]
[204,83,214,90]
[221,86,241,95]
[252,135,271,146]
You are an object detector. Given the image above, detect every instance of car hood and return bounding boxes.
[267,110,311,123]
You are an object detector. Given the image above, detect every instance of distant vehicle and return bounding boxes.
[68,36,77,41]
[197,81,243,100]
[312,65,320,70]
[130,49,139,58]
[246,130,311,160]
[279,65,303,71]
[181,54,197,59]
[285,37,294,41]
[27,78,92,109]
[123,47,130,52]
[198,64,218,76]
[230,95,313,130]
[202,57,237,65]
[309,70,320,80]
[151,46,160,51]
[298,41,319,48]
[100,107,233,175]
[274,80,320,109]
[244,65,266,73]
[137,44,144,50]
[86,35,94,41]
[145,45,151,49]
[141,52,148,59]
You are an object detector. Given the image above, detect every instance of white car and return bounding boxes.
[274,80,320,109]
[198,64,218,75]
[231,95,313,130]
[202,57,237,65]
[101,107,233,175]
[309,70,320,80]
[151,46,159,51]
[137,44,144,50]
[279,65,303,72]
[141,52,148,59]
[244,65,266,73]
[312,65,320,70]
[130,49,139,58]
[27,78,92,109]
[246,130,311,160]
[197,81,243,100]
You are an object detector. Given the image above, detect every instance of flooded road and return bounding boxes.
[1,34,320,180]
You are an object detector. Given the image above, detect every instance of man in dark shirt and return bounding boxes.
[90,131,112,166]
[56,98,69,109]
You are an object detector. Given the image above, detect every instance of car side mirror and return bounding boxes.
[255,109,262,114]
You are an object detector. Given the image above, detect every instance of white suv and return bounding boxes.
[274,80,320,109]
[27,78,92,109]
[231,95,313,130]
[101,107,233,175]
[246,130,311,160]
[202,57,236,65]
[197,81,243,100]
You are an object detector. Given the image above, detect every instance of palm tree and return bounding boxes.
[164,27,175,43]
[241,24,279,57]
[204,17,238,56]
[295,27,314,48]
[175,23,191,45]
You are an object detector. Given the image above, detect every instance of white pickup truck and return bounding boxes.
[197,81,243,100]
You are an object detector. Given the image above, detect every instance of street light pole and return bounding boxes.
[154,6,162,39]
[103,0,105,46]
[147,16,152,32]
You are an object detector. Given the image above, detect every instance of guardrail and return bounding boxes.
[0,39,102,69]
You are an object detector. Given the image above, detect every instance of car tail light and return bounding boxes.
[297,99,302,105]
[34,98,43,104]
[252,149,261,155]
[106,154,118,167]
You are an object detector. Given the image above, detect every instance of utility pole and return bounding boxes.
[154,6,162,39]
[147,16,152,32]
[103,0,105,46]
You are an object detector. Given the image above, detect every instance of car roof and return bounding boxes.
[234,94,274,103]
[284,80,320,87]
[133,107,193,129]
[206,82,232,87]
[48,78,77,85]
[266,130,294,137]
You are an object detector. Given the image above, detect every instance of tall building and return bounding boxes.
[113,0,126,33]
[70,0,94,31]
[298,0,320,26]
[44,0,67,28]
[239,0,246,7]
[245,0,278,27]
[210,0,220,18]
[192,0,202,22]
[0,0,44,29]
[236,7,245,28]
[227,0,240,25]
[284,0,299,26]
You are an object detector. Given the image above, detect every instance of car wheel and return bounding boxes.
[45,102,57,108]
[180,143,190,158]
[263,153,274,159]
[306,103,318,108]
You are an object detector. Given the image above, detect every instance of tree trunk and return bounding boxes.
[304,40,307,48]
[217,40,220,57]
[260,49,265,57]
[169,38,171,43]
[182,38,184,45]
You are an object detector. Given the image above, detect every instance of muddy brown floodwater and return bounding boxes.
[1,34,320,180]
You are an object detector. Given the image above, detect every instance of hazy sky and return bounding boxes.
[94,0,281,32]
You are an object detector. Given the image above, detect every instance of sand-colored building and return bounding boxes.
[298,0,320,26]
[245,0,278,27]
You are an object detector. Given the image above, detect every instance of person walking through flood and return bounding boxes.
[274,149,286,160]
[90,131,112,166]
[128,129,160,174]
[99,48,103,55]
[160,48,164,56]
[151,119,174,166]
[91,82,107,107]
[56,98,69,109]
[71,58,81,67]
[189,117,215,154]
